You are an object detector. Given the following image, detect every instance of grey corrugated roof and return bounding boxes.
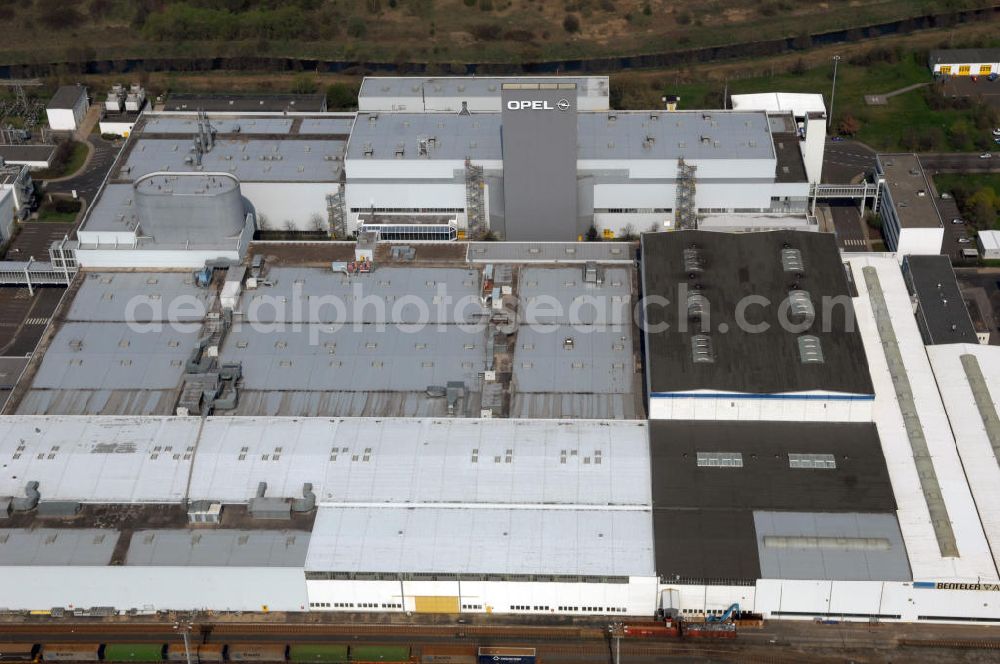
[238,266,481,324]
[47,86,86,110]
[15,388,179,416]
[220,324,488,392]
[641,230,874,395]
[753,511,911,581]
[360,76,608,99]
[518,266,631,325]
[122,139,344,182]
[347,110,775,161]
[347,113,501,161]
[0,529,116,566]
[126,530,310,567]
[163,93,326,113]
[30,322,197,391]
[467,242,634,263]
[578,111,774,160]
[68,272,216,322]
[513,324,634,394]
[299,117,356,135]
[142,117,294,135]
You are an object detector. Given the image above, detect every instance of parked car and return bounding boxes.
[993,127,1000,135]
[831,136,845,142]
[941,192,953,199]
[981,153,994,159]
[958,237,973,244]
[951,218,965,224]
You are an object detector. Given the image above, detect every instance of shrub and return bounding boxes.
[563,13,580,33]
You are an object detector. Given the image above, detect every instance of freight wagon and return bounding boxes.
[27,644,416,663]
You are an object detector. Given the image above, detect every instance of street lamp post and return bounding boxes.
[829,55,841,130]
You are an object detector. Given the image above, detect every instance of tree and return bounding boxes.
[291,74,318,94]
[837,114,861,137]
[347,16,367,38]
[326,83,358,110]
[563,13,581,33]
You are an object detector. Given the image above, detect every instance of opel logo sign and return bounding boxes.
[556,98,570,111]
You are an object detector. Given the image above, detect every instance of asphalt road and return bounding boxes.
[919,153,1000,173]
[828,201,868,250]
[0,286,64,357]
[43,134,121,204]
[823,139,876,184]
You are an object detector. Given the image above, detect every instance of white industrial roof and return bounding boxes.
[926,343,1000,575]
[978,230,1000,253]
[188,418,650,506]
[730,92,826,117]
[0,416,650,507]
[846,254,998,582]
[305,505,654,578]
[359,76,609,100]
[0,417,198,503]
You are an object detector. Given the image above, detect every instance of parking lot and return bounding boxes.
[0,286,65,357]
[956,267,1000,345]
[3,221,76,262]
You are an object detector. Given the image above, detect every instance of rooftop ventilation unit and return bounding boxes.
[797,335,824,364]
[691,334,714,364]
[781,247,805,273]
[683,246,704,274]
[687,292,709,320]
[787,290,815,319]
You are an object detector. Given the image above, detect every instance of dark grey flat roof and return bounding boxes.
[653,508,760,582]
[876,154,942,229]
[641,230,874,395]
[47,85,86,110]
[0,144,55,163]
[773,132,808,183]
[929,49,1000,66]
[903,255,980,345]
[163,93,326,113]
[648,420,897,513]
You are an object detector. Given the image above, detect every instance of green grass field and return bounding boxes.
[667,53,998,152]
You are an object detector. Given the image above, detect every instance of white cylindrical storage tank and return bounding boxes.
[134,172,246,244]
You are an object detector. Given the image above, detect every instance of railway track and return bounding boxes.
[899,638,1000,650]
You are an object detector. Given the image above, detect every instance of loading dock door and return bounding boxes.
[413,596,460,613]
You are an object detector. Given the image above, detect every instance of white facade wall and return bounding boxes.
[801,113,826,185]
[648,392,874,422]
[0,188,14,245]
[933,61,1000,75]
[307,577,656,615]
[74,247,243,269]
[661,580,1000,623]
[242,182,333,232]
[976,230,1000,259]
[0,567,307,612]
[99,120,136,138]
[594,213,668,236]
[895,227,944,257]
[47,94,89,132]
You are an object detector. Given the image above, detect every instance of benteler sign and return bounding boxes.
[506,98,571,111]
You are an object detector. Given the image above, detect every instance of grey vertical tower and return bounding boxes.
[500,83,579,240]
